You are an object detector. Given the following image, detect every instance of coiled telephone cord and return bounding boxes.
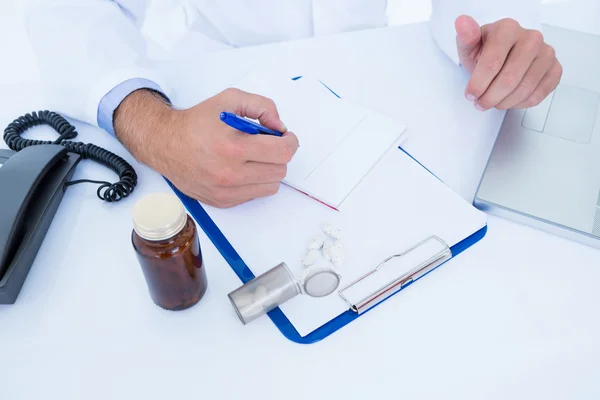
[3,110,137,202]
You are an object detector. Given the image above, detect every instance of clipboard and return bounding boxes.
[166,77,487,344]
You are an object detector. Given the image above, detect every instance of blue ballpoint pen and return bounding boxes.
[219,112,283,137]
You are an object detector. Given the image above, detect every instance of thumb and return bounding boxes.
[455,15,482,73]
[233,89,288,133]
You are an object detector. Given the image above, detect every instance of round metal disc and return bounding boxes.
[303,268,341,297]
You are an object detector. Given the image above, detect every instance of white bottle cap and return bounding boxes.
[132,192,187,241]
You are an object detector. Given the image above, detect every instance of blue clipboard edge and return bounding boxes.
[166,181,487,345]
[165,76,488,344]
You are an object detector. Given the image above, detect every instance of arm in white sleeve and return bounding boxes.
[429,0,542,66]
[25,0,171,134]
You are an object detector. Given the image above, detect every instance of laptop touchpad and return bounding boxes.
[522,84,599,144]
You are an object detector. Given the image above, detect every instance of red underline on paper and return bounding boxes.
[290,187,339,212]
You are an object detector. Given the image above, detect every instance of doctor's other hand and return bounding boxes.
[114,88,299,208]
[455,15,562,111]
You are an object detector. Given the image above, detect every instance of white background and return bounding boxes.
[3,1,599,399]
[1,0,434,85]
[0,0,575,86]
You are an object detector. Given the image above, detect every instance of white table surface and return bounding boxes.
[2,3,600,399]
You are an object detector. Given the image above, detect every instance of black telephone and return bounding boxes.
[0,145,80,303]
[0,111,138,304]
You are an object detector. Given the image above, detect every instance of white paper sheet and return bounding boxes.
[229,72,406,209]
[201,144,487,337]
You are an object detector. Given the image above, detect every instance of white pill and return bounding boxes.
[302,249,319,267]
[239,302,265,320]
[307,235,325,250]
[322,225,341,239]
[233,292,255,308]
[261,291,282,311]
[322,240,333,261]
[254,285,268,302]
[329,246,345,267]
[332,239,344,250]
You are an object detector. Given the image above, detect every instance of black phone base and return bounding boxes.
[0,146,81,304]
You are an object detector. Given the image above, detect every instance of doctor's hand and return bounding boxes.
[455,15,562,111]
[114,88,299,208]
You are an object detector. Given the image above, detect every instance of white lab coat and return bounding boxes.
[25,0,540,130]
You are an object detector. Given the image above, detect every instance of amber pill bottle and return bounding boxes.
[131,192,208,311]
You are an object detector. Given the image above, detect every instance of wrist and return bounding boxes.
[114,89,180,172]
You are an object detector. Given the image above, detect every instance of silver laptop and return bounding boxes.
[474,24,600,249]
